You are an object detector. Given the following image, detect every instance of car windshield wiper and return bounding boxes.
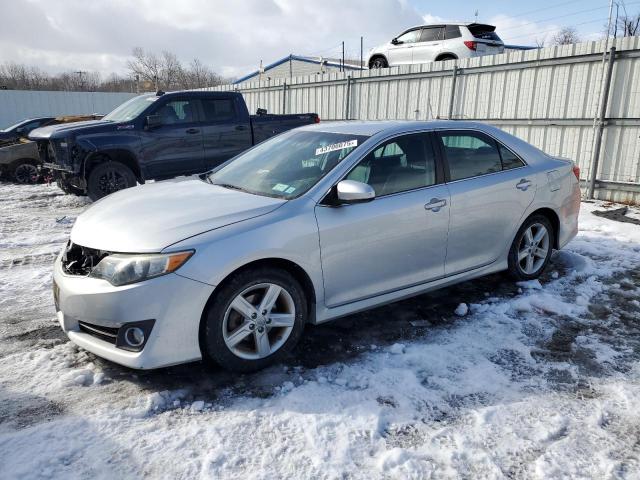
[212,183,247,192]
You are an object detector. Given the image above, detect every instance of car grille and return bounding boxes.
[78,321,118,345]
[61,241,109,276]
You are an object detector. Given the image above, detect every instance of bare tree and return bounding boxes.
[617,12,640,36]
[534,36,546,48]
[127,47,162,90]
[551,27,581,45]
[127,47,223,90]
[0,48,225,92]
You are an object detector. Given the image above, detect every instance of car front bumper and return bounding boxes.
[53,254,215,369]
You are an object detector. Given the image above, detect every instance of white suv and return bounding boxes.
[368,23,505,68]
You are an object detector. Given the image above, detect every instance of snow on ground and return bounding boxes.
[1,183,640,479]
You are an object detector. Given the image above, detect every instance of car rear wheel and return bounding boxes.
[202,268,307,372]
[370,56,388,69]
[508,215,554,280]
[13,161,40,184]
[86,161,137,201]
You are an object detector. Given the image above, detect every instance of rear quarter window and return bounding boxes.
[445,25,462,39]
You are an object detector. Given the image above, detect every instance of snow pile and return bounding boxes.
[0,185,639,479]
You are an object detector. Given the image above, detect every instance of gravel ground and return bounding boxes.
[1,183,639,479]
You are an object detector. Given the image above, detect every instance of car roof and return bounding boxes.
[153,90,239,98]
[298,120,498,136]
[402,22,494,31]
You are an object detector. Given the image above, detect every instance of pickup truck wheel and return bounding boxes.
[202,268,307,372]
[56,178,84,196]
[13,161,40,184]
[87,161,137,201]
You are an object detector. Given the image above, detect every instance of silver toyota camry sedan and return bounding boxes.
[53,121,580,372]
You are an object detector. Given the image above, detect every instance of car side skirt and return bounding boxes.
[314,258,508,324]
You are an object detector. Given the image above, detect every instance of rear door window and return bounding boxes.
[497,143,525,170]
[201,98,237,123]
[437,130,502,181]
[419,27,445,42]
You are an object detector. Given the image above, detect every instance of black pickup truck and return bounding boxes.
[30,91,319,199]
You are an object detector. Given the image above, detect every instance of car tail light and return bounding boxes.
[572,164,580,181]
[464,41,477,50]
[315,116,321,124]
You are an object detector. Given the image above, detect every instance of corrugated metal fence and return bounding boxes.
[0,90,136,129]
[211,36,640,203]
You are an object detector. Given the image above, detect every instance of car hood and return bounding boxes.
[71,178,286,252]
[29,120,113,140]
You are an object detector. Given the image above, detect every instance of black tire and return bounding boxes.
[508,214,554,281]
[369,56,388,69]
[86,161,137,201]
[202,267,307,373]
[12,160,40,184]
[56,178,85,196]
[436,55,457,62]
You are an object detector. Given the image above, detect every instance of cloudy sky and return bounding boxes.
[2,0,610,79]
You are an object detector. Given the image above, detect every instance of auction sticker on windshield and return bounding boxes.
[315,139,358,156]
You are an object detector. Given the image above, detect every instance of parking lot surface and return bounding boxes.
[1,183,639,479]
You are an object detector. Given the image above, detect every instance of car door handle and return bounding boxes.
[425,198,447,212]
[186,128,200,134]
[235,125,248,131]
[516,179,532,191]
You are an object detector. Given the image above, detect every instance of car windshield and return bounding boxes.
[208,130,369,199]
[1,120,27,132]
[103,95,159,122]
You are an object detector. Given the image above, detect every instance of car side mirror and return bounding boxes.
[336,180,375,204]
[146,114,162,129]
[391,37,400,45]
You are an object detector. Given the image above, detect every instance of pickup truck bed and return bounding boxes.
[251,113,319,144]
[30,90,319,200]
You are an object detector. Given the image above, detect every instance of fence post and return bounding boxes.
[587,46,616,199]
[448,66,458,120]
[282,81,287,114]
[345,75,352,120]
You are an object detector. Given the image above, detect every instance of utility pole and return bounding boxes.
[587,47,616,199]
[75,70,86,91]
[341,41,345,72]
[360,36,364,69]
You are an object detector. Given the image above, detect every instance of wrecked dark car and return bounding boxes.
[0,115,102,184]
[0,117,55,147]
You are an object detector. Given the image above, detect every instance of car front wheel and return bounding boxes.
[13,161,40,184]
[86,161,137,201]
[508,215,554,280]
[202,268,307,372]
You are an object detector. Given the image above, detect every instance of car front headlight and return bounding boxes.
[89,250,193,286]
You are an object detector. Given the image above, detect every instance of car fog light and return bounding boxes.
[124,327,145,347]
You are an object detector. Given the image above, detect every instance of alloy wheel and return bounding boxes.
[98,169,128,194]
[14,163,39,184]
[222,283,296,360]
[517,223,550,275]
